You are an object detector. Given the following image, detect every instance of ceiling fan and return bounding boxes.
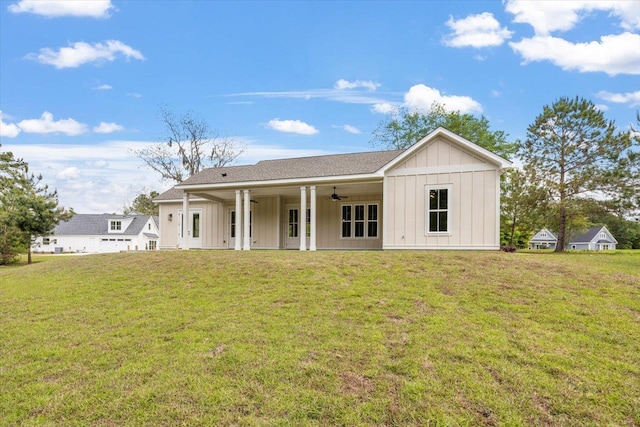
[331,187,348,202]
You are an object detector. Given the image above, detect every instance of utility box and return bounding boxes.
[54,247,63,254]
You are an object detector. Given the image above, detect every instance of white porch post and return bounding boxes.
[300,186,307,251]
[243,189,251,250]
[235,190,242,251]
[309,186,316,251]
[182,192,190,250]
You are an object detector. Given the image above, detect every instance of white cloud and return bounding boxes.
[17,111,88,135]
[0,110,21,138]
[8,0,115,18]
[266,119,319,135]
[229,86,390,107]
[597,90,640,106]
[510,32,640,76]
[342,125,362,135]
[444,12,513,48]
[93,122,124,134]
[28,40,144,69]
[94,84,112,90]
[505,0,640,35]
[57,166,80,180]
[126,92,142,98]
[334,79,380,91]
[594,104,609,112]
[371,102,396,114]
[404,84,483,114]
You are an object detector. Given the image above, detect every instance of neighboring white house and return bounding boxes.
[154,127,512,250]
[32,214,159,254]
[528,228,558,250]
[528,225,617,251]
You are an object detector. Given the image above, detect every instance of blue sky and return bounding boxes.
[1,0,639,213]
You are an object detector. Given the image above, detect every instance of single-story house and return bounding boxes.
[154,127,512,251]
[32,214,159,254]
[528,225,617,251]
[528,228,558,250]
[566,225,617,250]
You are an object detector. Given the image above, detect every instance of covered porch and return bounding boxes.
[178,180,383,251]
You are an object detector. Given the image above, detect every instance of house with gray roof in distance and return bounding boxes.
[528,225,617,251]
[32,214,159,254]
[567,225,617,251]
[154,128,512,251]
[528,228,558,250]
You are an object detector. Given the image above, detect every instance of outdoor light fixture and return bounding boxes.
[168,213,173,221]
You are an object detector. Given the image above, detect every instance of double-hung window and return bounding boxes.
[426,185,451,234]
[341,203,379,238]
[110,220,122,231]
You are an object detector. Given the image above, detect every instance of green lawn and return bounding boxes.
[1,250,639,426]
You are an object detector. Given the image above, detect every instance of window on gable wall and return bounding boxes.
[426,186,451,233]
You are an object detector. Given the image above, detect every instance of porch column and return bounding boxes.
[300,186,307,251]
[235,190,242,251]
[182,192,190,250]
[309,186,316,251]
[243,189,251,250]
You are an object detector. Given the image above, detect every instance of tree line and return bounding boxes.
[2,97,639,264]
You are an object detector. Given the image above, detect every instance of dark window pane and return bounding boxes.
[429,212,438,232]
[355,222,364,237]
[342,205,351,221]
[439,189,448,210]
[342,222,351,238]
[439,212,448,232]
[368,222,378,237]
[355,205,365,221]
[368,204,378,220]
[192,213,200,238]
[429,190,438,210]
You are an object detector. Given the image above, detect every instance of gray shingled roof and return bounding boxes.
[53,214,153,236]
[568,226,608,244]
[181,150,404,186]
[154,149,404,201]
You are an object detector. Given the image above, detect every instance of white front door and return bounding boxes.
[188,209,202,248]
[228,209,251,248]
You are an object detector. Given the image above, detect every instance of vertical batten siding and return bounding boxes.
[383,137,501,249]
[158,200,226,249]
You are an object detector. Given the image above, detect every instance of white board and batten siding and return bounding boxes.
[383,136,501,250]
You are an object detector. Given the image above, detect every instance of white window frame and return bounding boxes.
[599,232,606,239]
[425,184,452,235]
[340,202,379,239]
[110,220,122,231]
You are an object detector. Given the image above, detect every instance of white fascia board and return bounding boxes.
[174,173,382,192]
[154,195,209,204]
[378,127,513,173]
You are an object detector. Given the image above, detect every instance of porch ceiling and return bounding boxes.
[188,181,383,202]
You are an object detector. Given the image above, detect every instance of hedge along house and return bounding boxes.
[154,128,512,250]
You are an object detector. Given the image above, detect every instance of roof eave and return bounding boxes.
[174,172,383,192]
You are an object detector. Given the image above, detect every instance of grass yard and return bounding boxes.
[1,250,639,426]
